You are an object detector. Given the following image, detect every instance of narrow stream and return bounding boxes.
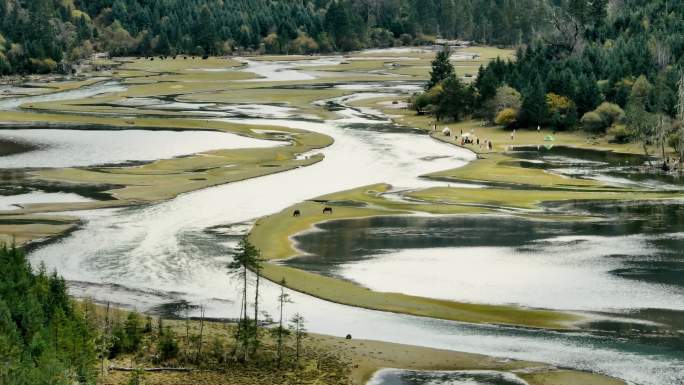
[2,56,682,385]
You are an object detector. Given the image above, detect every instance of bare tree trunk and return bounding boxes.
[643,144,652,168]
[101,301,111,376]
[295,323,301,365]
[677,75,684,174]
[196,306,205,362]
[232,291,244,360]
[233,266,248,361]
[185,303,190,360]
[242,265,249,362]
[680,133,683,175]
[252,265,260,355]
[277,285,284,368]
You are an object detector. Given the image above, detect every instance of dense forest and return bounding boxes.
[0,245,96,384]
[0,240,320,385]
[414,0,684,153]
[0,0,550,74]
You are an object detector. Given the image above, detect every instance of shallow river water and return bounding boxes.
[289,208,684,312]
[2,56,683,385]
[0,128,279,168]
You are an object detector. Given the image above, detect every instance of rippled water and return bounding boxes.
[509,146,684,189]
[7,53,684,385]
[289,208,684,312]
[0,81,126,110]
[0,190,92,211]
[0,129,279,168]
[367,369,528,385]
[239,57,344,82]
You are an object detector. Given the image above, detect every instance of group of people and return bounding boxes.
[457,128,494,151]
[434,124,495,152]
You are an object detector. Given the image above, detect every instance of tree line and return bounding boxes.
[0,240,323,385]
[0,244,96,384]
[0,0,553,75]
[412,0,684,159]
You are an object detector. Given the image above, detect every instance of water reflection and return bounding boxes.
[13,51,684,385]
[367,369,527,385]
[290,201,684,312]
[0,129,279,168]
[508,146,683,189]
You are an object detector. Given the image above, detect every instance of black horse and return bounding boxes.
[323,207,333,214]
[293,210,301,217]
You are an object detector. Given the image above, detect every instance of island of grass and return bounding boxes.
[248,174,677,330]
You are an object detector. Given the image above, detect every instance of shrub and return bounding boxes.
[667,132,680,152]
[608,124,632,143]
[595,102,625,126]
[546,93,577,130]
[126,369,145,385]
[28,58,57,73]
[124,312,143,353]
[483,85,521,122]
[495,108,518,127]
[157,332,179,362]
[581,111,605,132]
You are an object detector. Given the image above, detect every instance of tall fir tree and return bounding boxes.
[521,77,548,127]
[427,46,454,90]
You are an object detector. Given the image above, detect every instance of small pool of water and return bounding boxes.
[367,369,528,385]
[0,81,126,111]
[508,146,683,189]
[0,190,93,211]
[239,57,344,82]
[0,128,280,168]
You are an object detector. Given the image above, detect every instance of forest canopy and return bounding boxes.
[0,0,550,74]
[0,245,96,385]
[413,0,684,150]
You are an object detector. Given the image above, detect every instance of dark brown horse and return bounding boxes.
[323,207,333,214]
[293,210,301,217]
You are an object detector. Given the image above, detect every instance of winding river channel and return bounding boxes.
[1,57,683,385]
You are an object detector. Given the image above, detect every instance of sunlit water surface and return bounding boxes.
[0,129,279,168]
[3,55,681,385]
[290,210,684,312]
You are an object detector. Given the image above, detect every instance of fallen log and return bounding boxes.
[108,366,193,372]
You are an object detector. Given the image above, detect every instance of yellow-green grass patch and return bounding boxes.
[0,214,81,246]
[408,186,676,210]
[119,57,242,73]
[427,153,607,189]
[459,46,516,61]
[520,370,627,385]
[249,184,577,329]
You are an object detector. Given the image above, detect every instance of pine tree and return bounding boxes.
[274,279,292,368]
[289,313,306,367]
[427,46,454,90]
[521,77,548,127]
[436,74,475,121]
[575,73,601,115]
[229,238,261,362]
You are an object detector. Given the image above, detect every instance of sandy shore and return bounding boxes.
[97,315,625,385]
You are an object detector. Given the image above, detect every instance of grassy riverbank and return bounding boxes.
[248,78,683,329]
[98,311,625,385]
[0,48,457,245]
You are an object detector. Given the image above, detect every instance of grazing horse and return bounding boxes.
[293,210,301,217]
[323,207,333,214]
